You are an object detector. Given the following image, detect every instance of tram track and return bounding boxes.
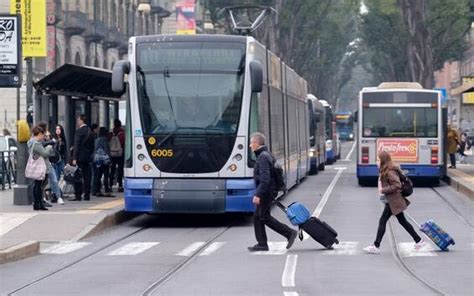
[431,187,474,228]
[7,225,150,296]
[141,225,233,296]
[388,220,447,296]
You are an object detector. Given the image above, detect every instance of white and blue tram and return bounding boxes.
[112,35,310,213]
[357,82,445,185]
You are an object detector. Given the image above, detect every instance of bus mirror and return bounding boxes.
[112,60,130,94]
[249,60,263,93]
[354,111,358,123]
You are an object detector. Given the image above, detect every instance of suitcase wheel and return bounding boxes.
[334,239,339,244]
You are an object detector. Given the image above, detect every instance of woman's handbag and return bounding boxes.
[25,143,47,180]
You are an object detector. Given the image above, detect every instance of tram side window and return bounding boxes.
[248,88,270,167]
[288,97,298,154]
[362,107,438,138]
[270,87,284,159]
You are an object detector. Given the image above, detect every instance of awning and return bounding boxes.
[33,63,124,100]
[451,81,474,96]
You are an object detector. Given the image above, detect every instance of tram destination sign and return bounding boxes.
[0,15,21,88]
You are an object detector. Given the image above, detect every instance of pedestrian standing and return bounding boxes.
[109,119,125,193]
[447,124,460,169]
[248,132,297,252]
[52,124,67,180]
[72,115,94,201]
[363,151,425,254]
[28,126,55,211]
[458,132,472,164]
[93,127,114,197]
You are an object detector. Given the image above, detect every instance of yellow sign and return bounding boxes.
[11,0,47,57]
[462,76,474,85]
[462,92,474,104]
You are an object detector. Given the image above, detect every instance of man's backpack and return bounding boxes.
[110,132,123,157]
[397,170,413,197]
[264,151,286,192]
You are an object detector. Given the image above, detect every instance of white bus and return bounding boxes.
[111,34,309,213]
[357,82,445,186]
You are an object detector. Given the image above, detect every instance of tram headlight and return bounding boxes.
[309,149,316,157]
[137,144,143,150]
[143,164,152,171]
[227,164,237,172]
[138,154,145,161]
[349,133,354,139]
[233,154,243,161]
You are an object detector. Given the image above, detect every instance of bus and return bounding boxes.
[307,94,326,174]
[357,82,445,186]
[335,111,354,141]
[319,100,339,164]
[111,34,310,214]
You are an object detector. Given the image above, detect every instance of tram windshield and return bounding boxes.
[136,41,246,136]
[362,107,438,138]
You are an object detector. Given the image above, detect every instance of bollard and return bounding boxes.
[13,120,31,205]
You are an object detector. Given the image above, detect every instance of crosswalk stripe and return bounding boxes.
[283,291,299,296]
[175,242,205,257]
[252,242,287,255]
[324,241,359,256]
[107,242,159,256]
[398,242,437,257]
[282,254,298,287]
[199,242,226,256]
[41,242,91,254]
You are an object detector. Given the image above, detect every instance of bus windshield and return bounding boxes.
[362,107,437,138]
[136,41,246,136]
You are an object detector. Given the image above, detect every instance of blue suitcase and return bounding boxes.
[420,219,455,251]
[275,201,311,225]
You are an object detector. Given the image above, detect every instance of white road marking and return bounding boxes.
[398,242,437,257]
[324,241,359,256]
[41,242,91,254]
[175,242,205,257]
[107,242,159,256]
[252,242,287,255]
[283,292,299,296]
[0,213,37,236]
[199,242,226,256]
[344,142,357,160]
[282,254,298,287]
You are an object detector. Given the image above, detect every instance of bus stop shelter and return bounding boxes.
[33,63,124,146]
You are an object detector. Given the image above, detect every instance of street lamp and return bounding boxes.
[137,0,151,13]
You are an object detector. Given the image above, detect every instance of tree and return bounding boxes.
[360,0,470,88]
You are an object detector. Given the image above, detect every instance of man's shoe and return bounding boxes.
[286,230,298,249]
[83,195,90,201]
[118,187,124,193]
[247,244,269,252]
[70,197,82,201]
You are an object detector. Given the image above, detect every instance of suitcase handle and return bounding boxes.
[274,200,287,213]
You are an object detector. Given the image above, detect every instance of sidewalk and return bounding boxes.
[0,189,132,264]
[446,164,474,199]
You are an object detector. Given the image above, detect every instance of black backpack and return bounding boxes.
[397,170,413,197]
[264,152,286,192]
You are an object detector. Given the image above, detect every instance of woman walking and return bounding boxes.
[28,126,55,211]
[447,125,460,169]
[363,151,425,254]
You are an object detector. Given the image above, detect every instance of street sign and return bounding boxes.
[0,14,22,88]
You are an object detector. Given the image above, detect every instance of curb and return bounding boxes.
[0,241,39,264]
[445,174,474,200]
[0,207,138,265]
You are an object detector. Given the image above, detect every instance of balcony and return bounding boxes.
[105,28,121,48]
[83,20,107,43]
[62,11,87,36]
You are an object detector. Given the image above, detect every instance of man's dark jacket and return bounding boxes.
[253,145,276,201]
[73,125,93,163]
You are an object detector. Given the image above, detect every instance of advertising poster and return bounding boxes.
[10,0,47,57]
[377,139,419,163]
[0,15,21,87]
[176,1,196,35]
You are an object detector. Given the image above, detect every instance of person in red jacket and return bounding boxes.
[109,119,125,192]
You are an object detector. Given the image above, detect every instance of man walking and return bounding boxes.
[248,132,297,252]
[72,115,94,201]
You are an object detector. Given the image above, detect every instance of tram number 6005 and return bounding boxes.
[151,149,174,157]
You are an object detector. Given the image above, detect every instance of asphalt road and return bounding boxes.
[1,141,473,296]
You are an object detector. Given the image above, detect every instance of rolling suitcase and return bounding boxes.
[420,219,455,251]
[300,217,339,249]
[275,200,339,249]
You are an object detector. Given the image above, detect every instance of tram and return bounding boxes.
[357,82,445,185]
[112,35,310,213]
